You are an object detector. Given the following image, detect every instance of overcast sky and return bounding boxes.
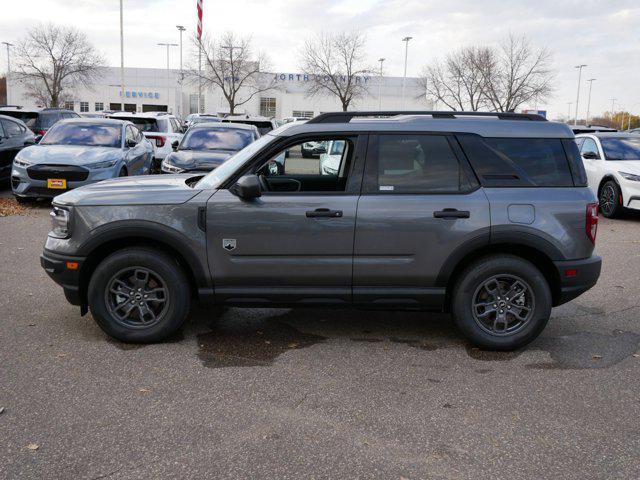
[1,0,639,120]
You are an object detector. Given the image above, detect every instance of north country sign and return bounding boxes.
[274,73,371,84]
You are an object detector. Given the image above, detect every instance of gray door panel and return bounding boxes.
[353,189,491,305]
[206,189,358,303]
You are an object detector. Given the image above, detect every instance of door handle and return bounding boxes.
[306,208,343,218]
[433,208,470,219]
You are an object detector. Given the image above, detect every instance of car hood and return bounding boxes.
[17,144,123,165]
[608,160,640,174]
[54,174,201,206]
[167,149,235,171]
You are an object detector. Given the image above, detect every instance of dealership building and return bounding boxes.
[5,66,431,119]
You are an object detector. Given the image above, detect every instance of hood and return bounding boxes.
[607,160,640,174]
[17,144,123,165]
[166,149,235,171]
[54,174,202,206]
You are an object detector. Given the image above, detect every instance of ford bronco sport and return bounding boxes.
[41,111,602,350]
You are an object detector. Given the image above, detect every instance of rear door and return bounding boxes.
[206,133,366,305]
[353,133,490,307]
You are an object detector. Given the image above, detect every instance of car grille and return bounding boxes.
[27,164,89,182]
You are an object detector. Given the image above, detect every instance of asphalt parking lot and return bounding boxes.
[1,188,639,480]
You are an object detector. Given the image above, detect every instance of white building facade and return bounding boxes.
[6,67,431,119]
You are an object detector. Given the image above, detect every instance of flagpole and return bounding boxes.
[197,0,203,114]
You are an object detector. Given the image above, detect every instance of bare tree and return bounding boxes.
[418,47,489,111]
[474,34,554,112]
[299,32,371,111]
[13,23,104,107]
[419,34,554,113]
[193,32,277,115]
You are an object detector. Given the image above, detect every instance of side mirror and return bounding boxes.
[582,151,600,160]
[230,174,262,199]
[126,139,137,148]
[172,140,179,151]
[34,135,43,144]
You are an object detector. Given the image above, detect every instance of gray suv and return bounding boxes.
[41,111,602,350]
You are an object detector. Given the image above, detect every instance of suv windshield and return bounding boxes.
[197,134,276,189]
[182,128,253,151]
[111,116,159,132]
[1,111,38,128]
[601,137,640,160]
[40,123,122,148]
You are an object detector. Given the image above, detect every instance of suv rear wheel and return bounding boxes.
[451,255,551,350]
[88,247,191,343]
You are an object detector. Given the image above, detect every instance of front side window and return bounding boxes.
[375,134,472,193]
[181,128,254,151]
[600,137,640,160]
[125,125,136,144]
[40,123,122,148]
[255,137,355,192]
[580,138,600,158]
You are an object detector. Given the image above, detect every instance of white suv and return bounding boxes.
[108,112,184,173]
[576,132,640,217]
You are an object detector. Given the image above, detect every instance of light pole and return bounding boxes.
[573,64,587,125]
[567,102,573,123]
[176,25,186,118]
[119,0,125,111]
[2,42,13,105]
[401,36,412,110]
[585,78,596,125]
[377,57,385,110]
[609,98,617,118]
[158,43,178,113]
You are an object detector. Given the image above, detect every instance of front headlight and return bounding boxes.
[50,206,71,239]
[619,171,640,182]
[86,159,119,169]
[322,164,338,175]
[13,157,32,168]
[161,159,185,174]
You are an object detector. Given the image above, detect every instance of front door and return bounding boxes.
[353,133,491,307]
[206,134,365,305]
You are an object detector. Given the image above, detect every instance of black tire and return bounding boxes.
[118,166,128,177]
[301,150,311,158]
[599,180,622,218]
[451,254,552,350]
[88,247,191,343]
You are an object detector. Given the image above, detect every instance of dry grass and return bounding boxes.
[0,198,32,217]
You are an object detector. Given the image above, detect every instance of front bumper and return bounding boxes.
[40,249,86,306]
[11,163,120,198]
[554,255,602,306]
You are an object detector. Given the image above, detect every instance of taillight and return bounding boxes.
[35,129,46,136]
[147,135,165,148]
[586,202,598,244]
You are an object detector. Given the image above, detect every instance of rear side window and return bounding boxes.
[1,119,23,136]
[457,135,574,187]
[562,139,588,187]
[368,134,476,193]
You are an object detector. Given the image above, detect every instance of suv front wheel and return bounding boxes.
[451,255,552,350]
[88,247,191,343]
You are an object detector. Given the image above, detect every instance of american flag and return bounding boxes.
[196,0,203,39]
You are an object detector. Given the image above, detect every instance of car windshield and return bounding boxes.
[601,137,640,160]
[1,111,37,128]
[40,123,122,148]
[111,116,159,132]
[182,128,254,151]
[196,134,276,189]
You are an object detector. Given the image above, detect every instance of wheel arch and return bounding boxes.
[77,221,211,306]
[438,241,562,311]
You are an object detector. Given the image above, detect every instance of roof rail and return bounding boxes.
[306,111,547,124]
[0,105,23,109]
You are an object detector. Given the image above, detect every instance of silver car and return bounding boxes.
[12,118,154,201]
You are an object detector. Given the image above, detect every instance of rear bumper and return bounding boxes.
[553,255,602,306]
[40,249,86,306]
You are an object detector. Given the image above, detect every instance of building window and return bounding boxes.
[80,102,89,112]
[292,110,314,119]
[64,101,74,111]
[95,102,104,112]
[189,94,205,114]
[260,97,277,117]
